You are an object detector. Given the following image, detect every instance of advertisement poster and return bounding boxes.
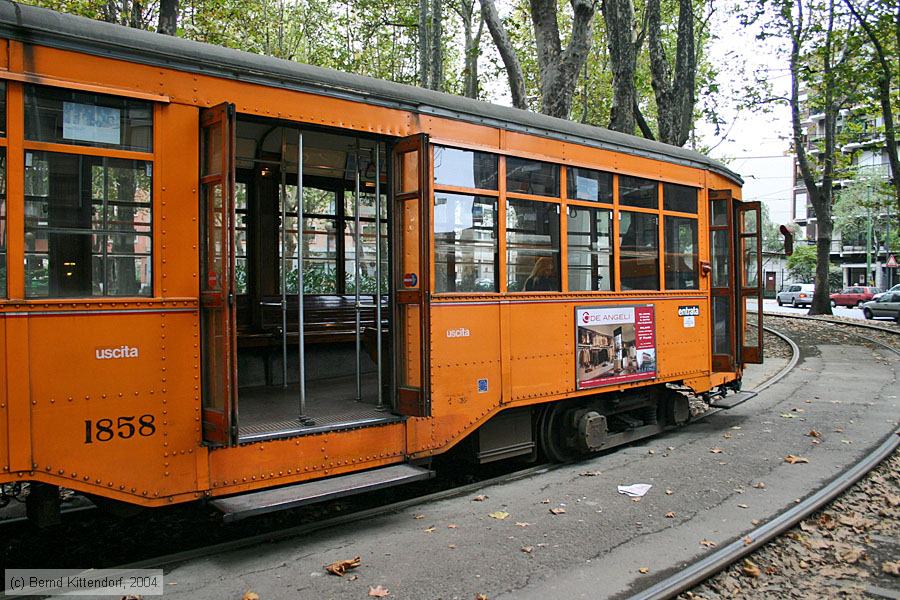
[576,305,656,390]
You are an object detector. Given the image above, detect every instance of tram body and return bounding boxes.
[0,2,762,512]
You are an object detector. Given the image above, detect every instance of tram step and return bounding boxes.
[709,391,758,410]
[211,464,434,522]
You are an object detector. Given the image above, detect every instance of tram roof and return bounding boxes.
[0,1,742,185]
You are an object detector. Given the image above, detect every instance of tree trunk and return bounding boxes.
[429,0,443,90]
[456,0,484,98]
[647,0,696,146]
[530,0,596,119]
[601,0,638,134]
[481,0,528,109]
[419,0,429,88]
[158,0,178,35]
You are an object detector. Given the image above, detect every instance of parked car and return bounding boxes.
[872,283,900,301]
[862,292,900,322]
[777,283,815,307]
[830,286,881,308]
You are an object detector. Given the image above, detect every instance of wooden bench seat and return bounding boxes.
[237,295,387,349]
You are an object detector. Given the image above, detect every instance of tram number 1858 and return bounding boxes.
[84,415,156,443]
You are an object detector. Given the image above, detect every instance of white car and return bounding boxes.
[776,283,815,307]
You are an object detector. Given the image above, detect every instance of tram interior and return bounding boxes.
[232,119,393,441]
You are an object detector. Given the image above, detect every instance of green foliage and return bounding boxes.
[834,167,896,250]
[786,243,817,283]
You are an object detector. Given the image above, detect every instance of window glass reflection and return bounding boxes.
[664,216,698,289]
[619,211,659,290]
[663,183,698,213]
[507,199,560,291]
[567,206,613,291]
[567,167,612,203]
[506,157,559,198]
[619,175,658,209]
[434,193,498,293]
[433,146,499,190]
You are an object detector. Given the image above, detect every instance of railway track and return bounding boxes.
[628,314,899,600]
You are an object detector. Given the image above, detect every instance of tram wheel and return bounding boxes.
[538,402,580,463]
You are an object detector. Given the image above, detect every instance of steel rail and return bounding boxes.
[762,310,899,336]
[628,317,899,600]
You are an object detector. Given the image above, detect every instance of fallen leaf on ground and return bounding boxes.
[639,567,649,574]
[731,426,742,430]
[475,594,488,600]
[882,561,900,576]
[743,536,753,546]
[833,427,844,433]
[742,560,761,578]
[515,522,530,527]
[784,455,809,464]
[549,507,566,515]
[665,511,676,518]
[413,514,425,520]
[838,547,865,564]
[737,503,748,509]
[368,585,390,598]
[723,432,733,440]
[489,511,510,520]
[540,499,551,504]
[521,546,533,553]
[447,524,458,529]
[580,471,602,477]
[424,526,436,533]
[325,557,361,576]
[700,539,717,548]
[666,489,674,495]
[710,447,723,454]
[780,413,796,419]
[448,544,457,549]
[242,593,259,600]
[807,430,821,438]
[752,482,766,489]
[473,495,488,502]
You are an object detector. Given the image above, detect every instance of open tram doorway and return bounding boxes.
[200,106,429,445]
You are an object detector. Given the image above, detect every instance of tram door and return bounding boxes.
[709,190,736,372]
[737,201,763,364]
[392,134,431,417]
[200,103,238,445]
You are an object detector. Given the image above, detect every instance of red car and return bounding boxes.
[830,286,881,307]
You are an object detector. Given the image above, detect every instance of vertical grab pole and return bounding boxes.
[354,142,363,402]
[280,128,288,389]
[297,128,309,421]
[374,144,384,410]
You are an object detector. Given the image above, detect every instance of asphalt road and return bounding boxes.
[763,298,867,320]
[152,323,898,600]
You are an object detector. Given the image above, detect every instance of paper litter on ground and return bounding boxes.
[617,484,652,498]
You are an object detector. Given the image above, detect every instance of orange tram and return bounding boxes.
[0,3,763,522]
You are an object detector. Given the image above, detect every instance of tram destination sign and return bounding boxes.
[575,305,657,390]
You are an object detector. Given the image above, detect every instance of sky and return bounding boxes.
[695,4,796,226]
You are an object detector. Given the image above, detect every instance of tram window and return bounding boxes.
[25,85,152,153]
[713,295,731,355]
[506,199,560,292]
[24,151,152,298]
[0,150,5,297]
[235,182,249,294]
[302,217,339,294]
[663,183,698,213]
[619,176,658,209]
[433,146,499,191]
[619,211,659,290]
[434,193,498,293]
[345,218,388,294]
[506,157,559,198]
[711,229,729,287]
[566,167,612,203]
[664,216,699,290]
[567,206,613,292]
